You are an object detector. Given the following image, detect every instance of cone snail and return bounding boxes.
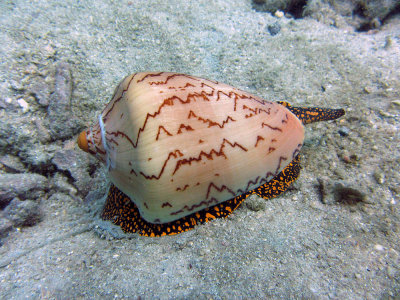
[77,72,345,236]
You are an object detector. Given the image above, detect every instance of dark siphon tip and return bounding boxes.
[286,106,345,125]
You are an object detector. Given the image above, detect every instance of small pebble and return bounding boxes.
[24,64,38,75]
[373,170,385,184]
[342,152,359,164]
[333,168,346,179]
[246,196,266,211]
[42,44,56,58]
[363,86,373,94]
[338,126,350,137]
[374,244,384,251]
[10,80,24,91]
[379,110,393,117]
[274,10,284,18]
[384,37,393,49]
[390,100,400,107]
[267,22,281,36]
[17,99,29,113]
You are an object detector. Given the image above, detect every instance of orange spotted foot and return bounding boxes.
[101,184,246,237]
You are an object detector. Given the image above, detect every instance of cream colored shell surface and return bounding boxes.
[86,72,304,223]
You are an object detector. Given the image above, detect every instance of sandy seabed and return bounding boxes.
[0,0,399,298]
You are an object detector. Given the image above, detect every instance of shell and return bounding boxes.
[78,72,304,224]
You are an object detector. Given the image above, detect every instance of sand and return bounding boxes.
[0,0,399,298]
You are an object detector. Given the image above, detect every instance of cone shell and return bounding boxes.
[79,72,304,223]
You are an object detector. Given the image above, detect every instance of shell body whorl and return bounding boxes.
[80,72,304,223]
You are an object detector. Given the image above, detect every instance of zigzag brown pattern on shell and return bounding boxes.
[293,143,303,158]
[167,82,196,90]
[170,182,236,216]
[103,73,139,120]
[138,138,248,180]
[242,104,272,119]
[168,154,294,216]
[176,124,194,134]
[139,150,184,180]
[137,72,200,85]
[169,200,216,216]
[237,144,301,194]
[107,91,213,149]
[156,113,235,141]
[176,184,189,192]
[235,151,295,195]
[172,138,248,176]
[261,122,283,132]
[169,150,290,216]
[104,73,273,154]
[254,135,265,147]
[236,176,261,195]
[156,125,173,140]
[187,110,236,128]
